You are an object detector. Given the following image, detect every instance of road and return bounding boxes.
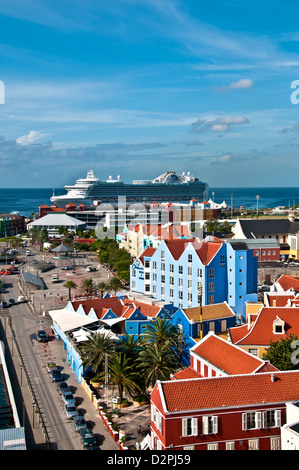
[1,261,85,450]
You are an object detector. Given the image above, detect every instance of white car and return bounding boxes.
[65,403,79,420]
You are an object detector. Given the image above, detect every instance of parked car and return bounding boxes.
[37,329,48,342]
[9,298,15,305]
[61,390,76,405]
[47,361,57,372]
[17,296,25,303]
[0,301,8,308]
[64,403,79,419]
[51,369,64,382]
[74,415,87,433]
[61,266,72,270]
[79,428,97,448]
[57,381,71,395]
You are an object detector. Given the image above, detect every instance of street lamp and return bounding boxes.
[256,195,260,219]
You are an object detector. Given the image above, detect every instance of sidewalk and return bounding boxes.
[45,328,120,450]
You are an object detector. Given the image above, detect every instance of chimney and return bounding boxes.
[271,373,276,383]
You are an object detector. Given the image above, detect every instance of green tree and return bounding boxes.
[81,332,116,375]
[107,276,123,295]
[137,343,179,388]
[80,278,95,296]
[104,353,141,403]
[142,317,184,361]
[63,280,77,300]
[97,281,109,298]
[263,334,299,370]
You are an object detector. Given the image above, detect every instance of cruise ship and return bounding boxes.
[50,170,209,207]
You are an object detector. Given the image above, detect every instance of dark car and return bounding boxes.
[0,301,8,309]
[9,298,15,305]
[79,428,97,448]
[57,381,71,395]
[51,369,64,382]
[37,330,48,342]
[74,415,87,432]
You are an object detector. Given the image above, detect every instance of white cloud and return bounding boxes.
[16,130,48,145]
[216,78,254,93]
[190,115,249,134]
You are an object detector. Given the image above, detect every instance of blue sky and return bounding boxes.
[0,0,299,188]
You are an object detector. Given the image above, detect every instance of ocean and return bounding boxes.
[0,187,299,217]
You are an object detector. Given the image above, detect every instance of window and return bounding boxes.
[152,406,162,433]
[243,412,257,430]
[170,264,174,273]
[188,293,192,303]
[145,272,150,280]
[220,254,225,264]
[248,348,259,357]
[242,410,281,430]
[153,261,157,270]
[144,260,150,268]
[202,415,218,434]
[161,250,165,260]
[188,254,192,263]
[207,443,218,450]
[188,279,192,289]
[170,277,174,286]
[161,275,165,284]
[270,437,281,450]
[179,291,183,300]
[188,267,192,276]
[208,295,214,304]
[248,439,259,450]
[182,418,198,437]
[145,285,150,292]
[161,263,165,272]
[198,268,202,278]
[179,265,183,274]
[209,282,215,292]
[226,441,235,450]
[132,269,136,277]
[208,269,214,278]
[170,289,174,298]
[179,278,183,287]
[265,410,276,428]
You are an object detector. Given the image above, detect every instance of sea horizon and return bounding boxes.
[0,186,299,218]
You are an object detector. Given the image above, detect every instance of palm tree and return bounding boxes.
[80,278,94,296]
[116,334,143,362]
[63,280,77,300]
[107,276,123,295]
[81,332,116,375]
[97,281,109,298]
[142,317,185,363]
[137,343,179,388]
[106,353,141,403]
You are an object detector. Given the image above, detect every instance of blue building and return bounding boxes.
[170,302,237,365]
[130,236,258,320]
[49,294,175,382]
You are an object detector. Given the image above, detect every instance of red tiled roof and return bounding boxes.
[276,274,299,292]
[164,238,222,264]
[159,370,299,412]
[191,333,277,375]
[266,293,295,307]
[122,299,161,317]
[172,367,202,380]
[230,306,299,346]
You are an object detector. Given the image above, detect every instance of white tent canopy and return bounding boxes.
[49,309,98,333]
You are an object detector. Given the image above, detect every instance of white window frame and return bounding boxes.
[182,417,198,437]
[202,415,218,435]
